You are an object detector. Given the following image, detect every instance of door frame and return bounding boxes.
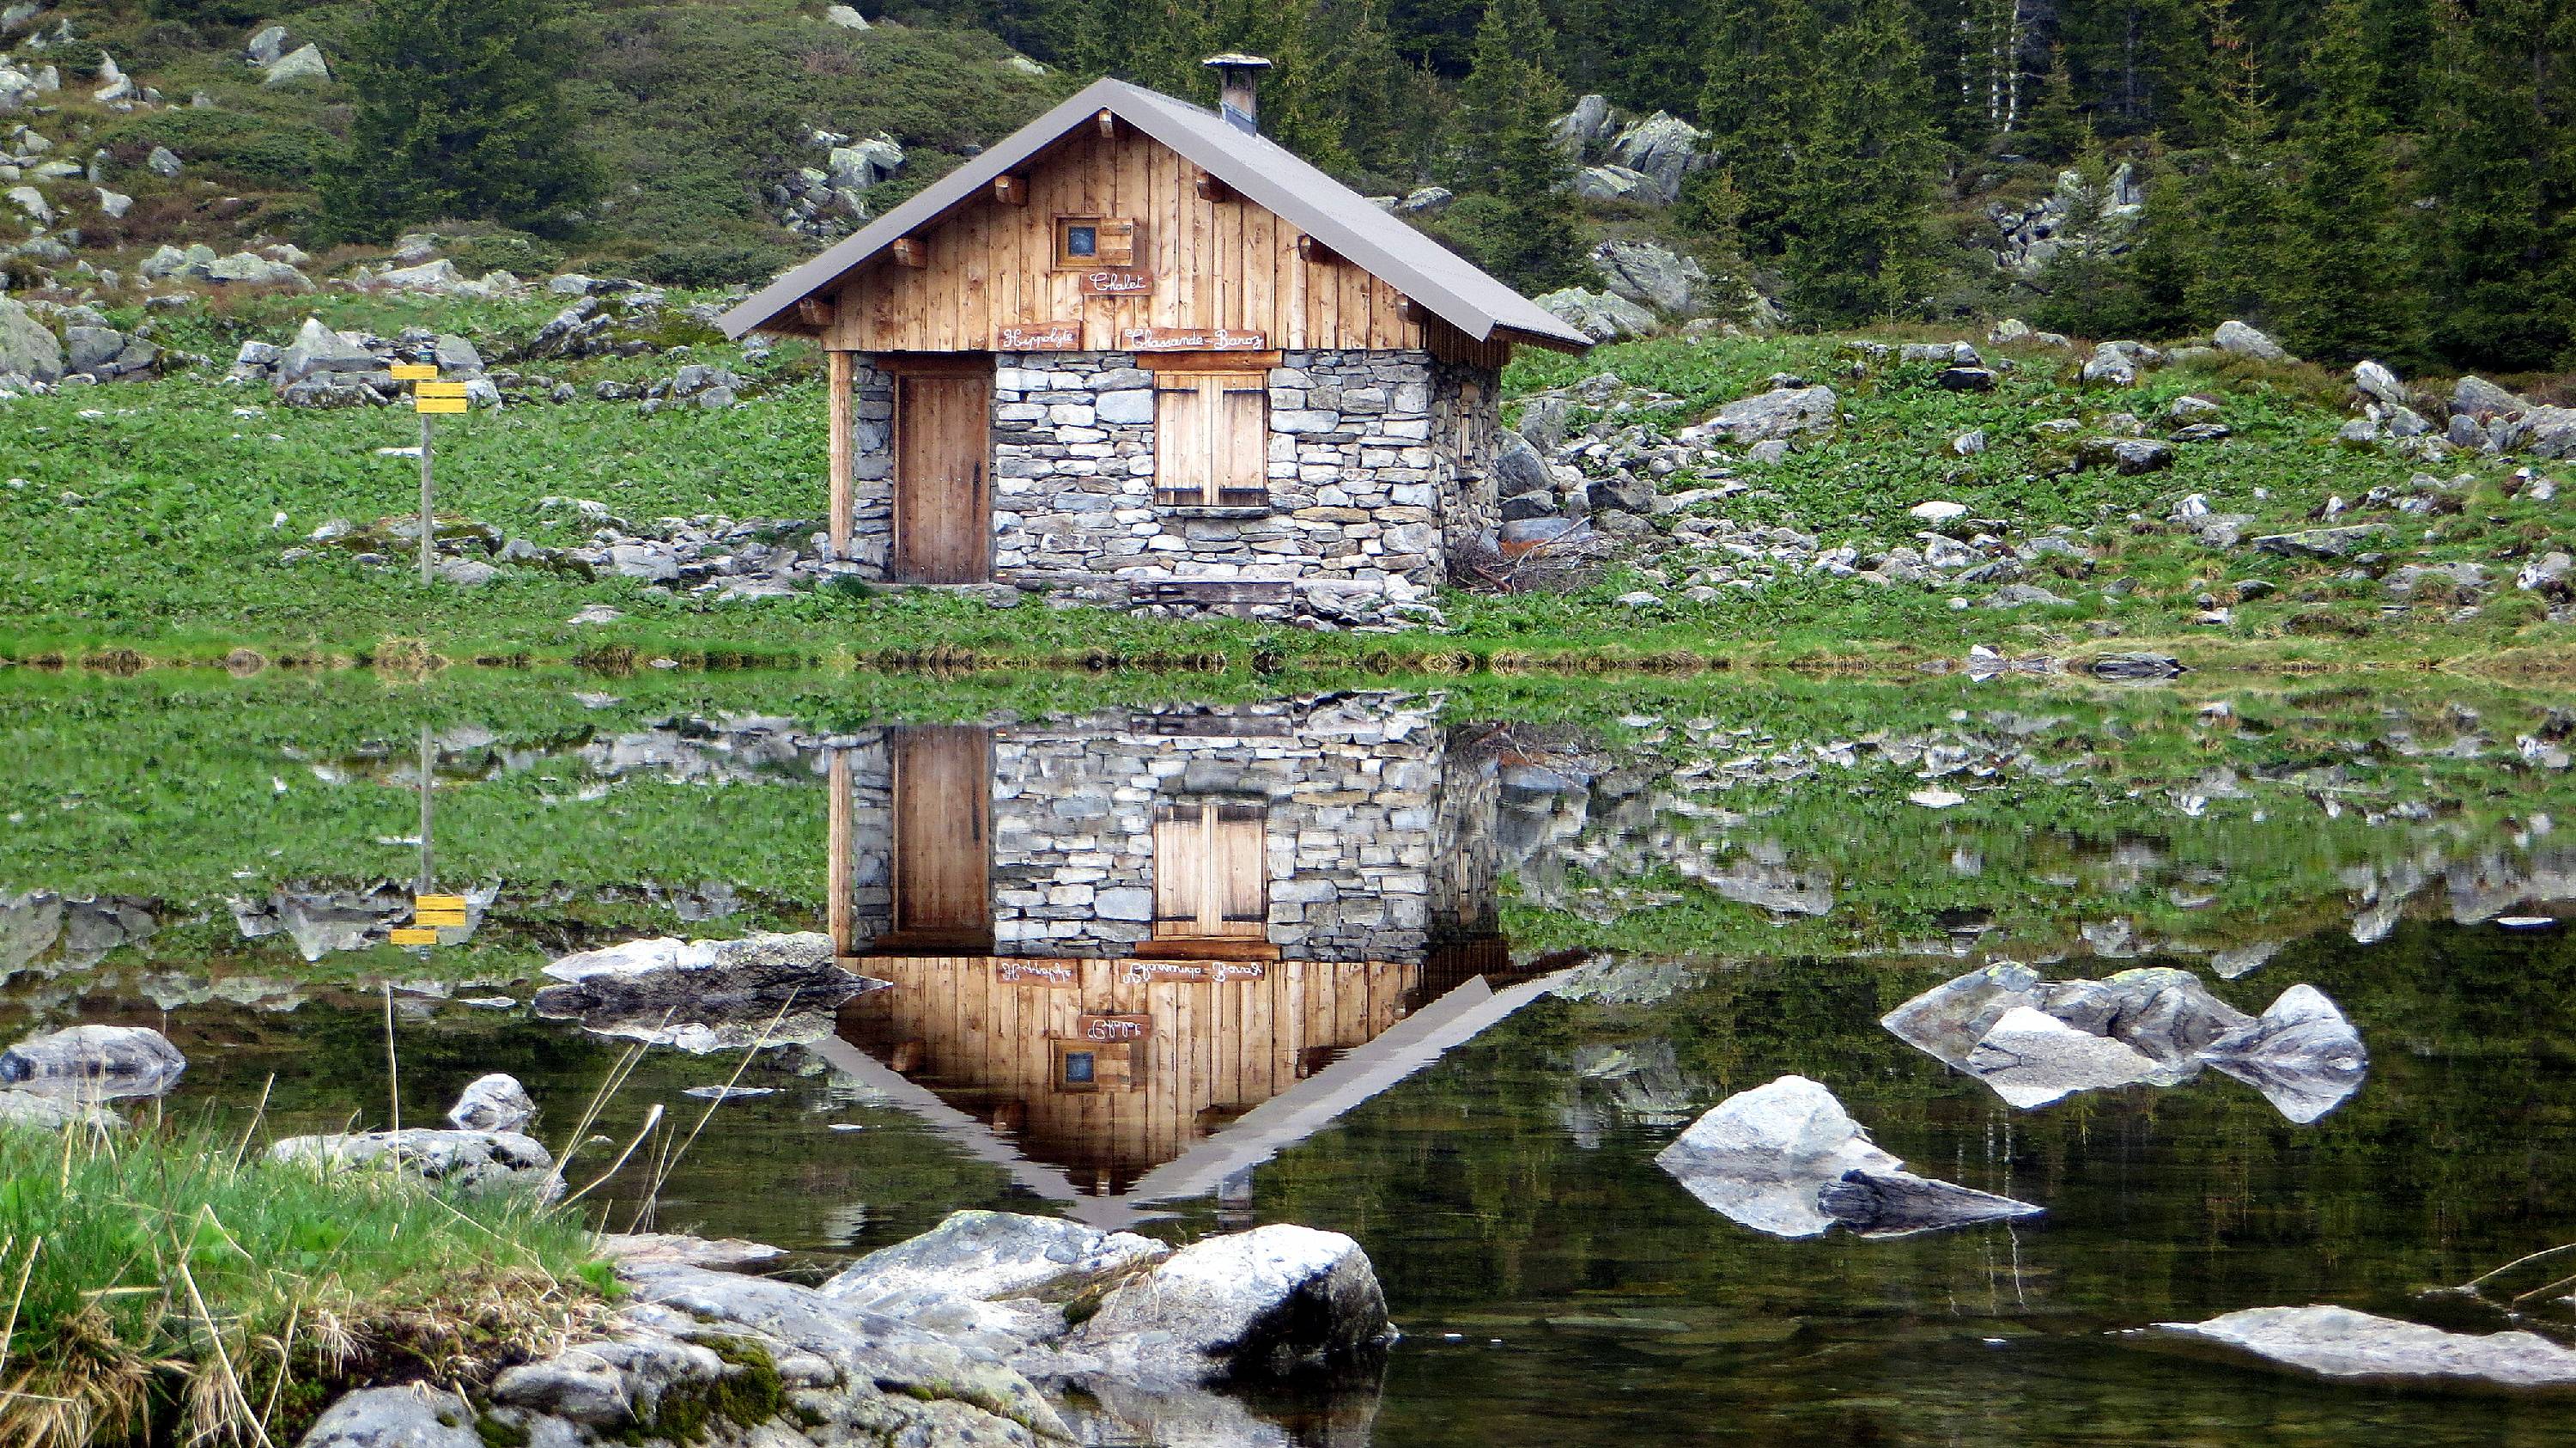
[884,352,994,584]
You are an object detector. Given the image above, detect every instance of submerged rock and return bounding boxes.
[0,1024,185,1098]
[1653,1074,2038,1239]
[2158,1305,2576,1387]
[2198,983,2369,1123]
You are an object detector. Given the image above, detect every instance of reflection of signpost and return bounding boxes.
[390,723,459,949]
[393,363,468,583]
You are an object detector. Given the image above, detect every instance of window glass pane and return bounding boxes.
[1062,1050,1096,1084]
[1066,225,1097,257]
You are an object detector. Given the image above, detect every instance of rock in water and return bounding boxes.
[1653,1074,2038,1239]
[0,1024,185,1097]
[446,1071,534,1132]
[1072,1224,1390,1384]
[825,1208,1166,1304]
[2197,983,2368,1123]
[1880,963,2044,1068]
[2158,1305,2576,1387]
[270,1129,556,1196]
[1963,1006,2160,1107]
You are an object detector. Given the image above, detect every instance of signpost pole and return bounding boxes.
[418,408,434,584]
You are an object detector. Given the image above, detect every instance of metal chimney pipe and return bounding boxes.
[1203,53,1272,133]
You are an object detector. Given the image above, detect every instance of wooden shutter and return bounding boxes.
[1152,802,1267,938]
[1154,372,1267,507]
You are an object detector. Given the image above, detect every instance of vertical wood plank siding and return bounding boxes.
[823,125,1430,355]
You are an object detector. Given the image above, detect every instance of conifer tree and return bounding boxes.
[1778,0,1941,323]
[2025,45,2087,161]
[2415,0,2574,368]
[2178,0,2282,323]
[2276,0,2421,363]
[318,0,596,241]
[1696,0,1803,251]
[1438,0,1584,291]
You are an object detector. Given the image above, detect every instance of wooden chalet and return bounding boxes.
[720,56,1591,615]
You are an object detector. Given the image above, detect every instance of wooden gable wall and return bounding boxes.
[843,956,1418,1189]
[822,122,1431,356]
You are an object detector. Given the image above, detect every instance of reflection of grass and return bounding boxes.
[3,667,2571,980]
[0,1121,608,1448]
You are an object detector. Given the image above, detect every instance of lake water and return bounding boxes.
[5,671,2573,1444]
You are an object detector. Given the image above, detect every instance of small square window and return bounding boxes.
[1054,216,1137,268]
[1061,1049,1097,1085]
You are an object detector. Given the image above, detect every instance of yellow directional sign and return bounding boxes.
[416,396,468,414]
[415,894,467,911]
[391,363,439,380]
[414,380,468,399]
[390,928,440,946]
[413,910,470,928]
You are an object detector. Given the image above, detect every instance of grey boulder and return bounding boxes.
[1965,1006,2162,1107]
[1069,1224,1391,1384]
[0,296,63,383]
[2212,319,2288,362]
[269,1129,556,1195]
[2252,525,2390,559]
[1590,237,1706,314]
[1710,384,1838,443]
[446,1071,534,1132]
[296,1384,483,1448]
[276,317,378,383]
[2158,1305,2576,1387]
[825,1208,1165,1305]
[0,1024,185,1098]
[1534,286,1656,342]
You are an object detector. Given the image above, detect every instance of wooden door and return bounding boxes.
[890,726,992,951]
[892,367,992,583]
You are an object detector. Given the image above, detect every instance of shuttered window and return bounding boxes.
[1151,802,1267,939]
[1154,371,1267,507]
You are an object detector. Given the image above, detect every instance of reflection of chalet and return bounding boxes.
[818,697,1555,1218]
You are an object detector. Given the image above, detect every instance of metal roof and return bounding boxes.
[717,76,1593,351]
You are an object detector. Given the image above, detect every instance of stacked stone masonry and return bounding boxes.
[836,697,1498,964]
[841,350,1500,606]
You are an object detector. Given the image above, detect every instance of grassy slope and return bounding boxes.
[3,305,2569,670]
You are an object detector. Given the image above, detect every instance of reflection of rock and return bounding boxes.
[1965,1006,2161,1108]
[2158,1305,2576,1387]
[229,882,495,961]
[2198,984,2368,1123]
[270,1129,556,1195]
[0,1089,123,1129]
[2211,940,2281,978]
[1885,965,2365,1121]
[1653,1075,2038,1239]
[532,933,884,1051]
[0,891,158,972]
[1562,1040,1698,1146]
[0,1023,185,1098]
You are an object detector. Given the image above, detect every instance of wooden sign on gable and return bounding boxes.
[1078,268,1153,295]
[1078,1013,1151,1043]
[996,960,1078,987]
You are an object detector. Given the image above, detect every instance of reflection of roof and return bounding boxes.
[718,77,1593,352]
[811,966,1577,1229]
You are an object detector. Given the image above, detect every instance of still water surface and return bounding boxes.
[4,674,2573,1444]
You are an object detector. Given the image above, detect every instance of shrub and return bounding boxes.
[631,240,800,289]
[96,108,339,184]
[450,229,565,277]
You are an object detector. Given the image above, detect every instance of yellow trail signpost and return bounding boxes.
[399,368,471,580]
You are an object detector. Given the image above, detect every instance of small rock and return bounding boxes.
[447,1072,534,1132]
